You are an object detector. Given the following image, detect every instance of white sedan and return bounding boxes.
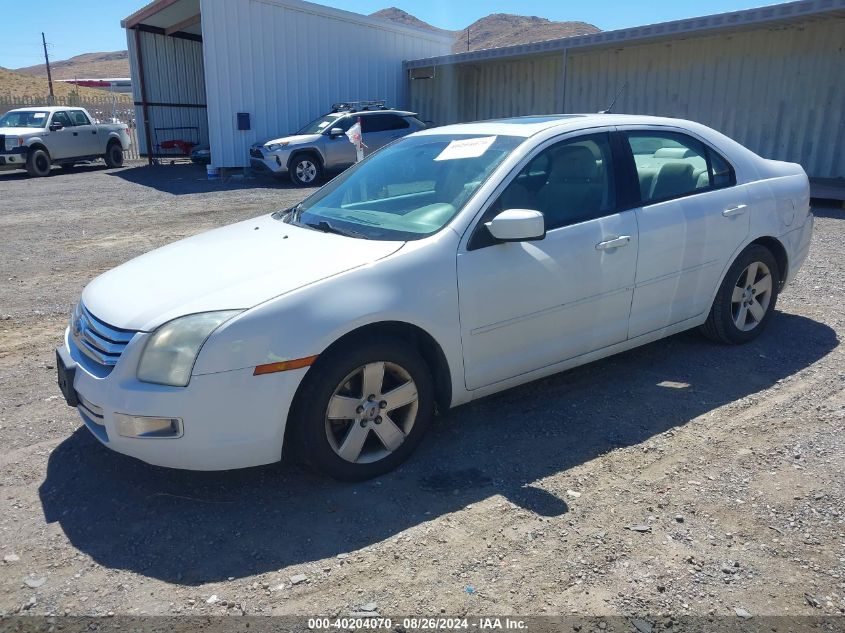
[57,114,813,480]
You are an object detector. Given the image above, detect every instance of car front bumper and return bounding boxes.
[249,148,288,175]
[57,327,305,471]
[0,150,26,170]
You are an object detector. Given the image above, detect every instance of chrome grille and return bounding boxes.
[71,304,137,367]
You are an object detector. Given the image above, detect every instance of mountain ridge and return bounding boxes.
[13,9,601,79]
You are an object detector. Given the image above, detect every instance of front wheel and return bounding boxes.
[25,148,51,177]
[289,154,322,187]
[700,244,780,344]
[104,142,124,168]
[293,338,434,480]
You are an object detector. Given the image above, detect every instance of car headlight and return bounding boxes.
[265,142,289,152]
[137,311,243,387]
[4,136,21,151]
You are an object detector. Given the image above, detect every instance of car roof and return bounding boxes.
[415,114,705,138]
[8,106,78,113]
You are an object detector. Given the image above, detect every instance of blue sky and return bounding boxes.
[1,0,791,70]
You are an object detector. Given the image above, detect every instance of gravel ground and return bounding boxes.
[0,163,843,619]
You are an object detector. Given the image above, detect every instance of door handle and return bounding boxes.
[722,204,747,217]
[595,235,631,250]
[72,132,78,136]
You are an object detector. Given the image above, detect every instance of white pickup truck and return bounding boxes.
[0,106,132,177]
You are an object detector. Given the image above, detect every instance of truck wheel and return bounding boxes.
[104,142,124,168]
[25,148,52,177]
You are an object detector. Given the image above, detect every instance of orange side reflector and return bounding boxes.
[253,355,318,376]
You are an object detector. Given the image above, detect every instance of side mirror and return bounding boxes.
[49,121,64,131]
[485,209,545,242]
[328,127,344,138]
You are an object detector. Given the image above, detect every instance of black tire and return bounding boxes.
[292,337,435,481]
[289,153,323,187]
[104,142,124,168]
[700,244,781,344]
[25,148,51,177]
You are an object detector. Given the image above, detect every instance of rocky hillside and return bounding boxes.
[370,7,600,53]
[15,51,129,80]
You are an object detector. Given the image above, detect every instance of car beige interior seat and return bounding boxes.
[649,161,696,201]
[537,145,602,227]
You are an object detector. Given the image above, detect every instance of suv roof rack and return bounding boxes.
[331,100,388,113]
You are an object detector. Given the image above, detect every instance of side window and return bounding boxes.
[494,132,616,231]
[362,114,409,133]
[69,110,91,126]
[709,148,735,188]
[624,130,734,204]
[51,111,72,127]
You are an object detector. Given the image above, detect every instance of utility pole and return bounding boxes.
[42,32,55,104]
[466,26,470,52]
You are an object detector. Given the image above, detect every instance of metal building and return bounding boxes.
[122,0,451,168]
[405,0,845,180]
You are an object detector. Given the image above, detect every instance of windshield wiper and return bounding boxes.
[304,220,367,239]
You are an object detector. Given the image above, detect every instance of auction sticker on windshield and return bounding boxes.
[435,136,497,161]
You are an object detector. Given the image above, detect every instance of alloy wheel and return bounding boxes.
[295,160,317,183]
[731,261,773,331]
[324,361,419,464]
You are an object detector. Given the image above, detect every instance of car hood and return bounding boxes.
[264,133,323,147]
[0,127,43,136]
[82,214,404,332]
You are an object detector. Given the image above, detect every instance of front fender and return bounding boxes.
[192,231,468,406]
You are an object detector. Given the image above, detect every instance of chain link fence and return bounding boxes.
[0,95,141,161]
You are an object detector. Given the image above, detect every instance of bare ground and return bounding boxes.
[0,164,843,618]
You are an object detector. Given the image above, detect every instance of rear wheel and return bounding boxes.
[700,244,780,344]
[289,154,322,187]
[104,142,124,168]
[25,148,51,177]
[293,338,434,480]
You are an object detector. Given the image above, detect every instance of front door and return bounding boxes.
[322,115,356,169]
[46,111,75,160]
[457,131,639,390]
[620,128,751,338]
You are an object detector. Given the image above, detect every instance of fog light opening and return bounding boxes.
[114,414,183,439]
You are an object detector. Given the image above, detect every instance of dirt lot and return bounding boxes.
[0,164,843,619]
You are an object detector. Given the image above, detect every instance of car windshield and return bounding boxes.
[297,114,344,135]
[281,133,524,241]
[0,111,49,128]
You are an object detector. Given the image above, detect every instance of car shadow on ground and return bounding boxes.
[107,163,306,195]
[39,313,837,585]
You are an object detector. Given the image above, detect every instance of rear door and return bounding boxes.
[68,109,100,155]
[620,127,750,338]
[360,113,411,154]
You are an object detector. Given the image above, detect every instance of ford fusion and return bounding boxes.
[57,114,813,480]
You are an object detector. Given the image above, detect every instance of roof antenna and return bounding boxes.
[599,82,627,114]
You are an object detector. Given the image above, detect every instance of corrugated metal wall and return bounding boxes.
[200,0,451,168]
[410,17,845,178]
[126,29,208,157]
